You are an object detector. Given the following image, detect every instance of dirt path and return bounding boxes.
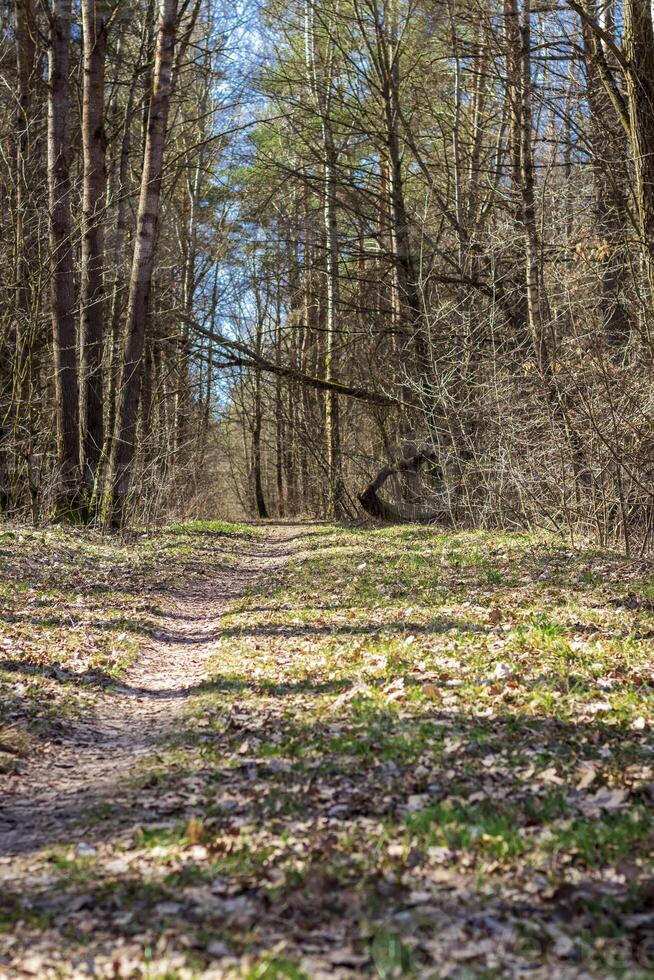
[0,526,297,858]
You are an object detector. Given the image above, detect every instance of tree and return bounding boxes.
[105,0,178,526]
[47,0,80,511]
[79,0,111,500]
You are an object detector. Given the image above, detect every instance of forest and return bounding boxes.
[4,2,654,978]
[1,0,653,545]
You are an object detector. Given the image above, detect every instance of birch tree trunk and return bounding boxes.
[322,130,345,518]
[105,0,178,526]
[304,0,345,518]
[519,0,551,376]
[252,318,268,519]
[80,0,109,498]
[47,0,80,510]
[504,0,551,377]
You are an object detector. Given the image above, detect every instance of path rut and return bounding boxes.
[0,527,295,858]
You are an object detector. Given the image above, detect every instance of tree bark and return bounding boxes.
[505,0,552,377]
[576,0,654,329]
[623,0,654,304]
[581,4,631,350]
[80,0,109,497]
[47,0,80,509]
[15,0,36,352]
[366,0,430,406]
[2,0,38,513]
[105,0,178,526]
[304,0,346,519]
[252,370,268,519]
[322,133,345,518]
[105,23,143,467]
[380,13,420,332]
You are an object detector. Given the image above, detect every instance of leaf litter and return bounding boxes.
[1,523,654,976]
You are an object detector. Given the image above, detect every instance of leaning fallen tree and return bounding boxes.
[358,451,446,523]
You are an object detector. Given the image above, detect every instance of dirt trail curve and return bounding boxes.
[0,525,299,858]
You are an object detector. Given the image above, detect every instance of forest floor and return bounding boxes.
[1,521,654,978]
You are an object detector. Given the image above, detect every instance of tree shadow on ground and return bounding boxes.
[0,611,154,635]
[3,703,651,852]
[217,617,486,640]
[2,704,654,974]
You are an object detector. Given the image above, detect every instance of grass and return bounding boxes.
[5,521,654,977]
[0,519,258,742]
[167,519,262,537]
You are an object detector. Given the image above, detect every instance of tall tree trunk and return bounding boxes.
[322,133,345,518]
[14,0,36,377]
[378,159,396,339]
[520,0,551,376]
[252,371,268,519]
[104,30,143,467]
[511,0,590,499]
[366,0,433,436]
[576,0,654,345]
[80,0,109,499]
[3,0,38,513]
[105,0,178,526]
[274,281,285,516]
[380,26,420,333]
[505,0,551,377]
[47,0,80,510]
[304,0,345,518]
[582,5,631,350]
[623,0,654,306]
[299,175,315,512]
[173,151,203,469]
[195,266,217,486]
